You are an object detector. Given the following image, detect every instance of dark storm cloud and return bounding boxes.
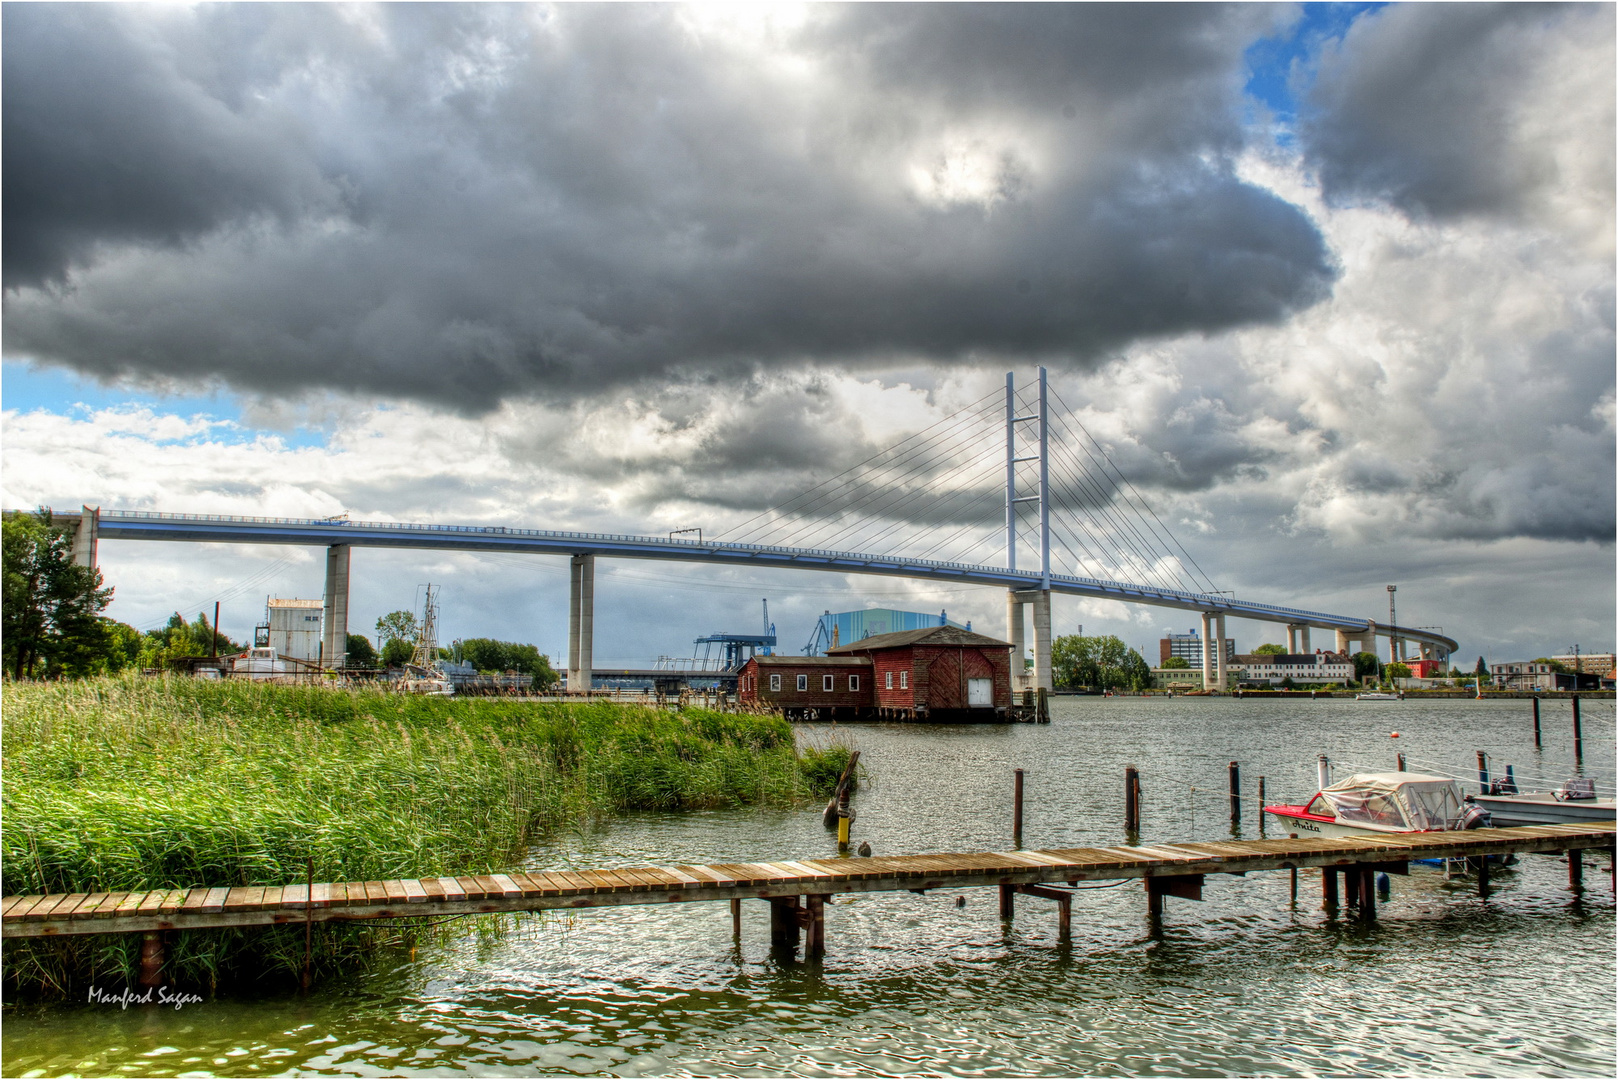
[3,3,1335,409]
[1299,2,1614,221]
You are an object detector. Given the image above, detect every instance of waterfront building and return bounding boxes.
[1550,652,1615,677]
[1491,661,1605,692]
[266,598,323,661]
[1233,651,1353,686]
[828,625,1015,719]
[736,655,871,718]
[1160,629,1235,667]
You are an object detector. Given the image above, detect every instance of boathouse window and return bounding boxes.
[885,671,893,689]
[823,674,834,691]
[849,675,859,691]
[900,670,908,689]
[797,674,808,691]
[770,674,780,692]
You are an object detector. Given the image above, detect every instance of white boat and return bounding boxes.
[1355,691,1402,701]
[1265,770,1482,839]
[1472,778,1616,827]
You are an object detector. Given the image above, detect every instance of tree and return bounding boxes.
[2,509,115,678]
[346,634,379,668]
[375,610,419,668]
[1352,652,1382,683]
[1254,643,1287,655]
[459,638,559,688]
[1161,656,1190,669]
[1052,634,1152,691]
[1474,656,1489,678]
[1386,662,1412,680]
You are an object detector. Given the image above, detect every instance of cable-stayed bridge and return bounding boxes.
[35,370,1457,690]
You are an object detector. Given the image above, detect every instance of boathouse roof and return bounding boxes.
[826,625,1012,653]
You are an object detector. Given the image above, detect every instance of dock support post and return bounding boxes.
[1256,776,1265,834]
[999,884,1015,919]
[1227,762,1241,832]
[769,896,801,950]
[1532,697,1542,748]
[1477,857,1490,897]
[1146,880,1163,919]
[1289,866,1298,903]
[1013,769,1024,847]
[1573,696,1583,761]
[1322,868,1339,908]
[1124,765,1140,836]
[805,895,826,956]
[1476,751,1489,790]
[1396,752,1406,772]
[1357,871,1376,921]
[138,930,164,989]
[1569,849,1584,890]
[731,898,742,937]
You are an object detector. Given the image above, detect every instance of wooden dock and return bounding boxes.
[5,822,1611,978]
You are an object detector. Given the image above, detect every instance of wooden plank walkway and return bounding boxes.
[4,822,1611,941]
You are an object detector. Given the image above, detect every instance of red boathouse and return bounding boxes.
[828,625,1015,721]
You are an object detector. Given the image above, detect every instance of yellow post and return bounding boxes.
[837,813,850,852]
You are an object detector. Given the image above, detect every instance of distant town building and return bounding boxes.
[1233,652,1353,686]
[1404,657,1445,679]
[266,598,323,661]
[1551,653,1615,678]
[1159,630,1235,667]
[1492,662,1605,692]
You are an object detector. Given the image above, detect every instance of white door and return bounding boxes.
[967,678,992,706]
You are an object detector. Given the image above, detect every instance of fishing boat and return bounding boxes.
[1471,777,1616,827]
[1265,763,1484,838]
[1355,691,1402,700]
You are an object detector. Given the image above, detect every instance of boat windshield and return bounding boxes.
[1320,772,1463,831]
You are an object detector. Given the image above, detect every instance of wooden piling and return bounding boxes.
[1228,762,1241,831]
[804,894,826,956]
[1477,857,1490,897]
[1036,687,1049,723]
[769,896,801,949]
[1257,776,1266,835]
[1013,768,1025,847]
[731,897,742,937]
[1569,848,1584,890]
[999,883,1015,919]
[1289,866,1298,903]
[1477,751,1489,790]
[1396,752,1406,772]
[1358,871,1376,921]
[1573,696,1583,760]
[138,930,164,988]
[1124,765,1140,835]
[1322,867,1338,908]
[1532,697,1542,748]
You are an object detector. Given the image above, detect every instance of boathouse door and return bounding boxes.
[967,678,992,707]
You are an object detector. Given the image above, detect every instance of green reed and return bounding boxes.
[2,674,849,995]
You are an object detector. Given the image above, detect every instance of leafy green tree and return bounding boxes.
[1254,643,1287,655]
[375,610,419,668]
[345,634,379,668]
[1161,656,1190,669]
[459,638,559,688]
[1386,662,1412,680]
[137,611,241,670]
[1053,634,1152,691]
[1351,652,1382,683]
[2,509,115,678]
[1473,656,1489,677]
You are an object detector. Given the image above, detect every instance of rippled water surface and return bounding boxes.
[5,698,1614,1077]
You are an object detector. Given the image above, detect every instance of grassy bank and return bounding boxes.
[2,675,849,995]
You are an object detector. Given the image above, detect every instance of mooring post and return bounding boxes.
[1013,768,1025,847]
[1358,871,1376,921]
[1573,696,1583,761]
[1396,751,1406,772]
[999,883,1015,919]
[1228,761,1241,831]
[1476,751,1489,790]
[1146,878,1163,919]
[731,898,742,937]
[837,782,852,852]
[1257,776,1266,835]
[1477,857,1490,897]
[1569,849,1584,890]
[1532,697,1542,748]
[138,930,164,989]
[1322,867,1339,908]
[1124,765,1140,836]
[1036,686,1049,723]
[1289,866,1298,903]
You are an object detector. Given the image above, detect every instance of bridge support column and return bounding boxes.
[569,555,595,694]
[1006,591,1026,691]
[1032,590,1052,692]
[322,545,350,668]
[1201,612,1215,690]
[71,505,99,568]
[1214,614,1228,692]
[1335,630,1350,655]
[1299,626,1311,653]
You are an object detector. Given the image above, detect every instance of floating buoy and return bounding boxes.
[955,895,966,908]
[1390,731,1401,738]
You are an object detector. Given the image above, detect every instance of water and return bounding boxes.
[5,698,1614,1077]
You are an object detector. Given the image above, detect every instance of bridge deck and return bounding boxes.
[4,823,1610,939]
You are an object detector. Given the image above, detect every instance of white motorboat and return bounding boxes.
[1355,691,1402,701]
[1472,778,1616,827]
[1265,769,1482,839]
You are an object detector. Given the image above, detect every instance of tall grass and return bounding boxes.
[2,674,848,995]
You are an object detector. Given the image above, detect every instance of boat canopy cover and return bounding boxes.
[1321,772,1464,831]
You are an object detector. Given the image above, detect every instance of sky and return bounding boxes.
[3,2,1613,667]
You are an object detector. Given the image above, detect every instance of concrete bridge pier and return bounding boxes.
[322,545,350,668]
[1335,630,1350,655]
[1298,626,1311,653]
[1006,591,1026,690]
[1214,613,1228,691]
[1200,612,1229,690]
[71,505,99,568]
[569,554,595,693]
[1006,589,1052,691]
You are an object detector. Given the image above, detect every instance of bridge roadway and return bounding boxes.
[4,823,1611,970]
[65,509,1458,660]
